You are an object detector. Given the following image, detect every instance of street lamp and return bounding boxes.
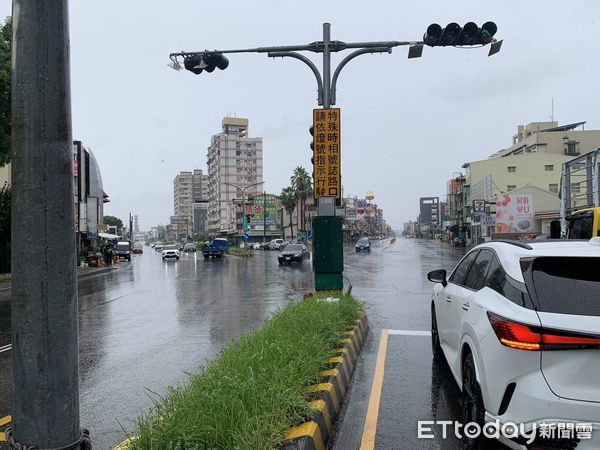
[223,181,265,239]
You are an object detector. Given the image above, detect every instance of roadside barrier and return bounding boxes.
[281,314,368,450]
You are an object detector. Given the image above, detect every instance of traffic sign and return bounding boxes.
[313,108,341,200]
[481,215,496,227]
[242,232,249,241]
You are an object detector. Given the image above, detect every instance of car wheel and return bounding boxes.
[431,305,442,359]
[203,254,209,259]
[462,352,485,447]
[176,257,179,260]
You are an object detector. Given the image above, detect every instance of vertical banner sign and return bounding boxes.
[313,108,341,199]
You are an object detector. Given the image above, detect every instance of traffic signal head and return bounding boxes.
[440,22,461,46]
[480,22,497,45]
[423,21,498,47]
[183,55,205,74]
[183,53,229,75]
[309,126,314,151]
[459,22,480,46]
[423,23,443,46]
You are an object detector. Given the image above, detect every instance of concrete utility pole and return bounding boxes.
[10,0,89,448]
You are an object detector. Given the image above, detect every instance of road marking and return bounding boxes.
[360,328,430,449]
[0,344,11,354]
[359,329,389,450]
[388,329,430,336]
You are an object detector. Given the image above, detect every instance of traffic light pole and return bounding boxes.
[169,21,500,291]
[10,0,90,448]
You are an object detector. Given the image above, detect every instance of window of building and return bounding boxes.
[571,183,581,194]
[507,166,516,173]
[549,183,558,193]
[565,141,579,156]
[544,164,554,171]
[507,185,516,191]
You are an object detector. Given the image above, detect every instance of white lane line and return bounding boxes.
[388,329,430,336]
[0,344,11,353]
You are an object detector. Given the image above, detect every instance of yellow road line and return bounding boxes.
[359,329,389,450]
[0,415,10,427]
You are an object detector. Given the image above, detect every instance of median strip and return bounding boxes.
[122,293,366,449]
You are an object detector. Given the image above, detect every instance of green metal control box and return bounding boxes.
[312,216,344,290]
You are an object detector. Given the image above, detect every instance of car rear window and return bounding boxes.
[285,244,303,251]
[527,257,600,316]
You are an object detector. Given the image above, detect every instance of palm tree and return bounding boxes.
[280,186,297,241]
[290,166,312,234]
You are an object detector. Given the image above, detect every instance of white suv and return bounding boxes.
[161,244,180,261]
[428,238,600,449]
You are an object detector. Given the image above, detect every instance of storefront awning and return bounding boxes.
[98,232,120,240]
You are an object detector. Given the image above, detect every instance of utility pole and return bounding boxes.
[10,0,90,448]
[223,181,265,241]
[263,190,267,244]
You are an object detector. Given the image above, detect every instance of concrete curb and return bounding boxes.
[281,314,368,450]
[0,265,125,290]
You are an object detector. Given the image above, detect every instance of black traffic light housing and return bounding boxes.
[423,21,498,47]
[184,53,229,75]
[309,125,315,183]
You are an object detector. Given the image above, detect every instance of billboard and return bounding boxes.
[247,194,278,227]
[495,194,534,233]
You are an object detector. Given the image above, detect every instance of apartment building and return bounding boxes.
[173,169,208,238]
[489,121,600,159]
[207,117,263,236]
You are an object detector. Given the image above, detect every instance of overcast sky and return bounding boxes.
[2,1,600,230]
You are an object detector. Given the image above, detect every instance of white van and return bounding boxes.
[268,239,286,250]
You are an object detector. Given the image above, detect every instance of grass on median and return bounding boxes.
[0,274,10,282]
[228,247,254,257]
[128,293,363,450]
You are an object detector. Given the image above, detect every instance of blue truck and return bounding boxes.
[202,238,229,259]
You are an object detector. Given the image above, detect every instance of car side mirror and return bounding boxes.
[427,269,448,287]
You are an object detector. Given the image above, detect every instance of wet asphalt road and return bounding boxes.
[332,238,504,449]
[0,239,503,449]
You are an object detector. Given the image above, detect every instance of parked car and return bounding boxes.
[268,238,286,251]
[278,244,310,265]
[114,241,131,261]
[427,238,600,448]
[355,237,371,252]
[183,243,196,252]
[161,244,180,261]
[202,238,229,259]
[249,242,261,250]
[154,242,164,251]
[132,244,143,254]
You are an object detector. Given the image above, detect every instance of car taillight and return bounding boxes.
[487,312,600,351]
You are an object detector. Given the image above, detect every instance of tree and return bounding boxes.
[0,17,11,167]
[280,186,297,241]
[103,215,123,230]
[291,166,312,234]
